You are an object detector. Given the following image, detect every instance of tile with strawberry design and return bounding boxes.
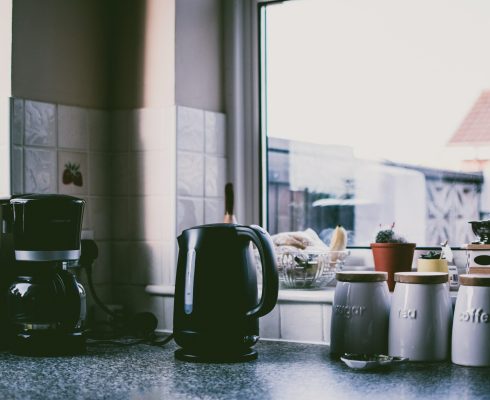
[58,151,88,195]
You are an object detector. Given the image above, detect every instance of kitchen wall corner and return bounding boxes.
[9,96,113,310]
[110,105,177,327]
[176,105,227,235]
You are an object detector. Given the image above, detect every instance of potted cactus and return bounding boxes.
[370,224,416,291]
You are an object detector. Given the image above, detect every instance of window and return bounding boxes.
[0,0,12,197]
[260,0,490,246]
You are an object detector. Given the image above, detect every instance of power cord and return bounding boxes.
[79,239,174,348]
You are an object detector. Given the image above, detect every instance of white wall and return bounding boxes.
[175,0,224,112]
[0,0,12,197]
[12,0,110,108]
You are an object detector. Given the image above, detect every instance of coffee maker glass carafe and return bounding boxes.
[173,224,279,362]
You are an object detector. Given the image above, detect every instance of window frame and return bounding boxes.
[223,0,280,227]
[249,0,479,250]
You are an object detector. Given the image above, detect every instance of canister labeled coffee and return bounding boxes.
[330,271,390,357]
[389,272,452,362]
[452,274,490,367]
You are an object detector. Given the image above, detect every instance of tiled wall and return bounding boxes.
[109,104,227,329]
[176,106,227,235]
[260,304,332,344]
[110,106,176,327]
[9,99,229,331]
[9,97,112,307]
[152,105,227,332]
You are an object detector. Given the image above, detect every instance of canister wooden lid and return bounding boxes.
[395,272,448,284]
[460,274,490,287]
[336,271,387,282]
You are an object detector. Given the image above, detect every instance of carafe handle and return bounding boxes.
[237,225,279,318]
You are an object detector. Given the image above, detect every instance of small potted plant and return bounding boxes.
[371,223,416,291]
[418,250,449,273]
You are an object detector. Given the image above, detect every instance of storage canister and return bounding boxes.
[452,274,490,367]
[389,272,452,362]
[330,271,390,357]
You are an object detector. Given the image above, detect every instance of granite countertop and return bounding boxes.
[0,339,489,400]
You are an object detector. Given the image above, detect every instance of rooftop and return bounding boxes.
[449,90,490,146]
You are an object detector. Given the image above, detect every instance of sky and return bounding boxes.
[265,0,490,170]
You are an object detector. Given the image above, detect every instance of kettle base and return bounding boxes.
[174,347,258,363]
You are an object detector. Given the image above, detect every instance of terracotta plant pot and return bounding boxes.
[370,243,416,291]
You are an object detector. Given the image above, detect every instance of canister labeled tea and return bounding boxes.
[452,274,490,367]
[330,271,390,357]
[389,272,452,362]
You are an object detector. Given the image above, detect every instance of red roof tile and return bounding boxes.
[448,90,490,145]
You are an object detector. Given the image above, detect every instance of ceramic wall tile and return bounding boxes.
[129,151,168,196]
[162,297,174,331]
[0,148,8,196]
[111,197,130,240]
[58,151,88,195]
[89,153,110,196]
[111,110,130,153]
[86,284,112,312]
[88,109,110,152]
[58,105,88,150]
[205,111,226,156]
[204,197,225,224]
[161,195,176,242]
[162,242,176,285]
[322,304,332,344]
[24,147,57,193]
[11,98,24,145]
[259,305,281,339]
[92,241,112,285]
[79,196,91,231]
[90,196,112,240]
[204,156,227,197]
[177,151,204,196]
[111,153,129,196]
[177,197,204,235]
[25,101,56,147]
[11,146,23,195]
[177,106,204,153]
[131,108,165,151]
[128,241,163,285]
[111,242,130,284]
[129,196,165,241]
[280,304,324,343]
[113,285,165,319]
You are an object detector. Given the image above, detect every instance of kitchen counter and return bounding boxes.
[0,339,489,400]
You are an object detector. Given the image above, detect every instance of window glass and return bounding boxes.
[262,0,490,246]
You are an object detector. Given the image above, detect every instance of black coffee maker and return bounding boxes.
[174,224,279,362]
[7,194,87,355]
[0,199,16,348]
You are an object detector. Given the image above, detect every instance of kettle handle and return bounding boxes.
[237,225,279,319]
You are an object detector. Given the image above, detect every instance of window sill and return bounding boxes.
[145,285,335,304]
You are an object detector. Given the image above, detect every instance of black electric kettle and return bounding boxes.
[173,223,278,362]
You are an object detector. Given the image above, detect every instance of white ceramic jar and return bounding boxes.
[452,274,490,367]
[389,272,452,362]
[330,271,390,356]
